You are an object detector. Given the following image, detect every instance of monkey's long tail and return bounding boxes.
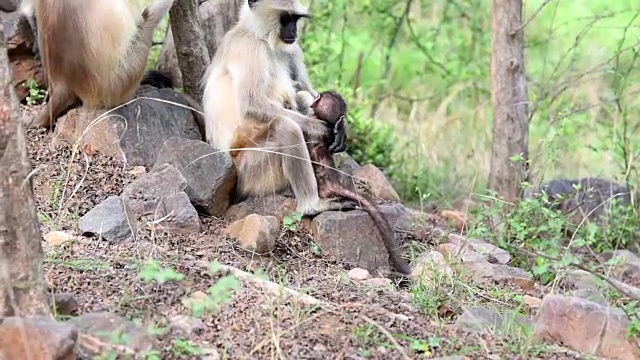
[329,187,412,277]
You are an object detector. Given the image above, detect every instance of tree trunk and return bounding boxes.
[169,0,211,103]
[159,0,242,89]
[488,0,530,203]
[0,28,50,318]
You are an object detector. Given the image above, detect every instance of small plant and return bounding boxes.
[283,210,303,231]
[25,79,46,106]
[182,262,239,318]
[138,260,185,284]
[168,339,204,356]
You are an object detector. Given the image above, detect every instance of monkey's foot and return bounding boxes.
[300,198,356,216]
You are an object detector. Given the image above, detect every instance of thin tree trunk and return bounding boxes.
[159,0,242,89]
[0,27,50,318]
[488,0,530,202]
[169,0,210,103]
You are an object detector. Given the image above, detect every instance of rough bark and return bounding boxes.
[168,0,210,103]
[159,0,242,88]
[488,0,530,202]
[0,27,50,317]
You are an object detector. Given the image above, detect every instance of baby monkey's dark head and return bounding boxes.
[310,90,347,125]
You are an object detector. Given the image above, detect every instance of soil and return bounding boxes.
[23,105,594,359]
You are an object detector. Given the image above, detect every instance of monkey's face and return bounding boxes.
[248,0,310,45]
[279,12,307,44]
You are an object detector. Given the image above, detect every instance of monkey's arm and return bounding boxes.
[229,62,328,138]
[289,46,317,98]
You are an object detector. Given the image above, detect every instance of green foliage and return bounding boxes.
[139,260,185,284]
[283,210,303,231]
[299,0,640,202]
[25,79,46,106]
[182,262,240,318]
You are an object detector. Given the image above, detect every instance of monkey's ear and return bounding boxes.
[248,0,260,8]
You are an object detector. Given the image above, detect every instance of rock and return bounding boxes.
[333,152,361,174]
[601,250,640,284]
[306,204,408,273]
[226,195,296,222]
[128,166,147,176]
[191,291,208,300]
[53,85,202,168]
[353,164,400,202]
[458,261,534,290]
[437,243,487,263]
[152,137,236,216]
[2,11,46,101]
[44,231,74,246]
[523,295,542,308]
[348,268,371,281]
[78,196,137,242]
[564,269,602,290]
[566,289,608,306]
[153,192,202,234]
[0,316,78,360]
[447,234,511,264]
[534,294,640,360]
[455,306,532,335]
[224,214,279,254]
[537,177,632,226]
[121,163,187,215]
[201,347,222,360]
[440,210,467,230]
[69,312,157,353]
[361,278,392,287]
[411,250,453,283]
[168,315,206,337]
[48,292,79,316]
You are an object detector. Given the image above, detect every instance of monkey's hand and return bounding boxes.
[328,116,347,153]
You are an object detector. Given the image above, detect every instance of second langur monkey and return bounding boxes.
[296,90,413,279]
[202,0,353,216]
[23,0,174,129]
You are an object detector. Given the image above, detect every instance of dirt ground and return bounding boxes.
[25,118,595,359]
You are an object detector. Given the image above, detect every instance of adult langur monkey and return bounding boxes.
[21,0,174,129]
[202,0,353,216]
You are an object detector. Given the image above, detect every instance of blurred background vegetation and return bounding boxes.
[289,0,640,207]
[147,0,640,207]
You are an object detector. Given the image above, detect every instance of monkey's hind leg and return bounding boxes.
[27,83,78,128]
[274,118,354,216]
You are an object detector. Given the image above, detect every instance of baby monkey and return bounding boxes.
[303,90,412,279]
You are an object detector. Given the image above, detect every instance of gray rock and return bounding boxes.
[536,177,632,225]
[69,312,157,353]
[306,204,408,273]
[455,306,532,335]
[333,152,361,175]
[152,137,236,216]
[122,163,187,215]
[78,196,137,242]
[154,192,202,234]
[54,85,202,168]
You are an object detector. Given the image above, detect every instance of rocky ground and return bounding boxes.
[10,101,639,360]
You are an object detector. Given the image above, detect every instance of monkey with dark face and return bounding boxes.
[202,0,352,216]
[298,90,412,279]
